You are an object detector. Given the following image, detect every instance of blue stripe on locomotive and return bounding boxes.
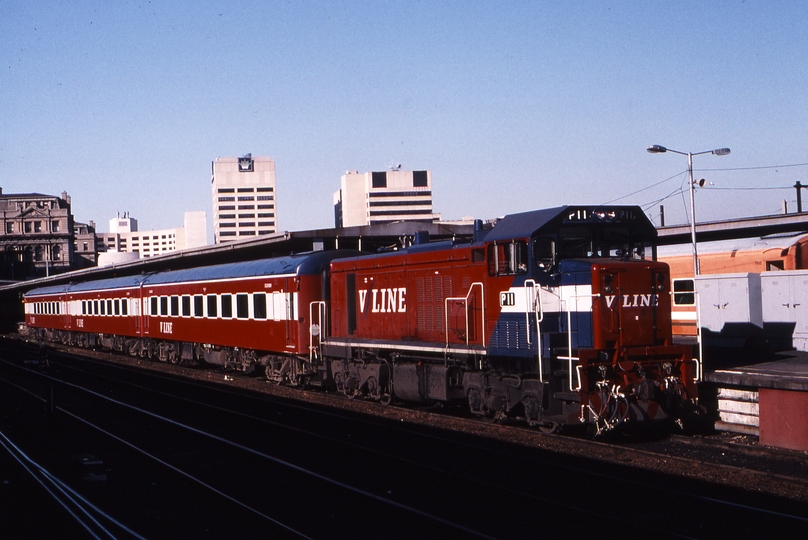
[485,258,596,365]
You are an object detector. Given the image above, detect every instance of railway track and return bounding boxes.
[1,337,807,538]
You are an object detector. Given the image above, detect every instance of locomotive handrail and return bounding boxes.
[694,291,703,381]
[524,280,545,383]
[669,289,703,382]
[309,301,327,362]
[444,282,485,348]
[559,293,601,392]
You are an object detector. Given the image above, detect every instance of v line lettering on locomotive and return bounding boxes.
[604,294,660,308]
[359,287,407,314]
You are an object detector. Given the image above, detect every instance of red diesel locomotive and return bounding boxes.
[24,205,699,434]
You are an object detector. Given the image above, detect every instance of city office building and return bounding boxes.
[100,211,207,259]
[211,154,277,243]
[333,168,440,228]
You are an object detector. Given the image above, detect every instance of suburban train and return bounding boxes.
[658,232,808,340]
[23,205,700,435]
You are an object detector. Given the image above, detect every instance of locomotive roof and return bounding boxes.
[482,205,656,243]
[25,251,356,297]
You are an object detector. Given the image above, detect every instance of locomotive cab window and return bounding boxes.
[488,240,528,276]
[558,226,649,260]
[533,237,555,271]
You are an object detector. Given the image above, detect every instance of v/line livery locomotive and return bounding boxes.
[24,206,700,434]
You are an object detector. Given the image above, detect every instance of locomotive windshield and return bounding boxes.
[532,226,653,272]
[557,226,651,260]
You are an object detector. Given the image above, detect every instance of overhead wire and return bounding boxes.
[615,159,808,212]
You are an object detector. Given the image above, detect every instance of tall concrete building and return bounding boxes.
[211,154,277,243]
[333,168,440,228]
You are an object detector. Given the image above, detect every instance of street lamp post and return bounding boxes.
[647,144,730,275]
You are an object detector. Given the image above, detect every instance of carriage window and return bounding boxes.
[253,293,267,320]
[488,241,528,276]
[236,294,249,319]
[207,295,218,318]
[121,299,128,316]
[194,295,204,317]
[107,300,113,315]
[160,296,168,316]
[221,294,232,318]
[170,296,179,316]
[150,297,158,316]
[673,279,695,306]
[182,295,191,317]
[114,299,120,315]
[99,300,106,315]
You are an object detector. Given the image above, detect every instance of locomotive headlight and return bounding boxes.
[602,274,613,294]
[655,273,666,292]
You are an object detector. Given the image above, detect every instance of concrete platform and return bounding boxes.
[707,351,808,451]
[708,352,808,391]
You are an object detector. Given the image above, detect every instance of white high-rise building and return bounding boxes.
[211,154,277,243]
[333,168,440,228]
[100,211,207,260]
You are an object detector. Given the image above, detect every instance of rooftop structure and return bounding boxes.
[212,154,277,243]
[333,168,440,228]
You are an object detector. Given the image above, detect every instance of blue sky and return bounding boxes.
[2,1,807,237]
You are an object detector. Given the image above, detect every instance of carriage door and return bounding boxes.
[282,278,298,348]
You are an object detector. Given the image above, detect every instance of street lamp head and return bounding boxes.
[712,148,731,156]
[647,145,667,154]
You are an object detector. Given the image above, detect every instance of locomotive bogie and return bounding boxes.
[463,371,546,423]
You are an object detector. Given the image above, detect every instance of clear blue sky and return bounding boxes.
[2,1,807,237]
